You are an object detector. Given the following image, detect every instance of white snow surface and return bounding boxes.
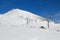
[0,9,60,40]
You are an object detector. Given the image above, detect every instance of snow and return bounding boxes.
[0,8,60,40]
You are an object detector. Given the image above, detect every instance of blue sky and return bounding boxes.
[0,0,60,23]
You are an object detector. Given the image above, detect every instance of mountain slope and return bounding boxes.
[0,9,55,27]
[0,9,60,40]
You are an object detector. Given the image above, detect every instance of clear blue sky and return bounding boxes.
[0,0,60,23]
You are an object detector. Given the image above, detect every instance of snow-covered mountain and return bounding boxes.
[0,9,60,40]
[0,9,55,27]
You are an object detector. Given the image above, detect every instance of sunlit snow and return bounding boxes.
[0,9,60,40]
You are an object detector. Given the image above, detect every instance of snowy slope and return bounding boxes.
[0,9,60,40]
[0,9,55,27]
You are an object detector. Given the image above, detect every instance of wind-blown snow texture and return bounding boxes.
[0,9,60,40]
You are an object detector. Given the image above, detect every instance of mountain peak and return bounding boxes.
[0,8,55,27]
[3,8,34,16]
[1,8,55,23]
